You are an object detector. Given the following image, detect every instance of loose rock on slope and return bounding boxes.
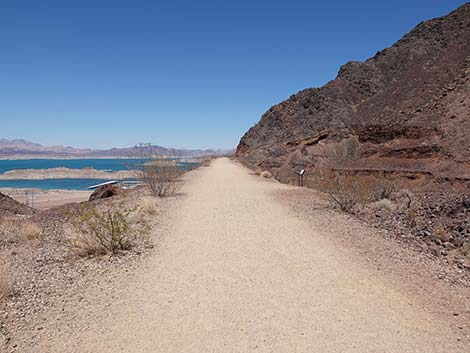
[237,4,470,185]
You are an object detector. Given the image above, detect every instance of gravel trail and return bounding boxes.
[53,158,466,352]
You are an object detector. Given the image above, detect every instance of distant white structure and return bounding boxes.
[87,180,118,189]
[119,180,141,189]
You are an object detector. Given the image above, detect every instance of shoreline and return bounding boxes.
[0,167,137,180]
[0,187,91,210]
[0,156,212,161]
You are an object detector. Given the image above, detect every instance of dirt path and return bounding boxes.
[47,158,466,352]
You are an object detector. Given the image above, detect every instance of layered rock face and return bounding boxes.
[237,4,470,185]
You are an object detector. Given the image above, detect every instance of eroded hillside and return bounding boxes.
[237,4,470,186]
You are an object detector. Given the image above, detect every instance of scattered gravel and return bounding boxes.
[0,191,167,352]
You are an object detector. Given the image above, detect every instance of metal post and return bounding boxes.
[295,169,305,187]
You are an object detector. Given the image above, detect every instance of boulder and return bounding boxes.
[89,184,120,201]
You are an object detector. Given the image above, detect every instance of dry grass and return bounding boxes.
[140,196,159,215]
[260,170,272,179]
[21,221,43,240]
[369,198,399,212]
[0,218,43,247]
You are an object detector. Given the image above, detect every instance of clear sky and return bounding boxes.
[1,0,467,149]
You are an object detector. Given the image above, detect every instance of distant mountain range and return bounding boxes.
[0,139,229,158]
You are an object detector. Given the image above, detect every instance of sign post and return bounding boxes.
[295,169,305,187]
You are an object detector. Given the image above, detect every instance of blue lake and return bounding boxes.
[0,158,142,173]
[0,178,135,190]
[0,159,198,190]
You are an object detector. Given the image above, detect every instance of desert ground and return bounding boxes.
[0,188,91,209]
[4,158,466,352]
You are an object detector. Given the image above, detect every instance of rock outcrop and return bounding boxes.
[237,4,470,186]
[89,184,121,201]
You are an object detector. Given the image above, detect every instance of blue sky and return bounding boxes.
[0,0,466,149]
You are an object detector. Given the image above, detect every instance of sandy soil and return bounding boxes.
[29,158,468,352]
[0,188,91,209]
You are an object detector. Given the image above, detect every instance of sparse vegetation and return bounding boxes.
[373,180,399,201]
[138,159,183,197]
[0,218,43,247]
[317,173,376,213]
[324,177,413,214]
[67,204,150,256]
[312,140,406,214]
[140,196,159,215]
[324,177,359,212]
[260,170,272,179]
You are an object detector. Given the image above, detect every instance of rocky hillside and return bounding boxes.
[0,192,35,216]
[237,4,470,186]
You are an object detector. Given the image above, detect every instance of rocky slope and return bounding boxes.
[237,4,470,186]
[0,192,35,216]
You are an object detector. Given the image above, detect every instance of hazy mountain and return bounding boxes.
[0,138,226,158]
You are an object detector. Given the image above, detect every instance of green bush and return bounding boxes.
[67,204,150,256]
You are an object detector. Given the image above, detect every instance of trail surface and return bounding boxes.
[63,158,465,352]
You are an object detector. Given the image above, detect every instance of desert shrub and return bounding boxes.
[21,221,43,240]
[390,189,414,210]
[327,182,357,212]
[368,180,413,212]
[140,196,159,215]
[67,204,150,256]
[260,170,272,179]
[138,159,183,197]
[369,198,398,212]
[404,206,420,228]
[0,218,43,247]
[373,180,399,201]
[320,175,375,213]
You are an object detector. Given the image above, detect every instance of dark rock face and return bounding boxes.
[237,4,470,185]
[0,192,35,216]
[89,184,120,201]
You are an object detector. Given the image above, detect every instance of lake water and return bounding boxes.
[0,158,143,173]
[0,158,198,190]
[0,178,136,190]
